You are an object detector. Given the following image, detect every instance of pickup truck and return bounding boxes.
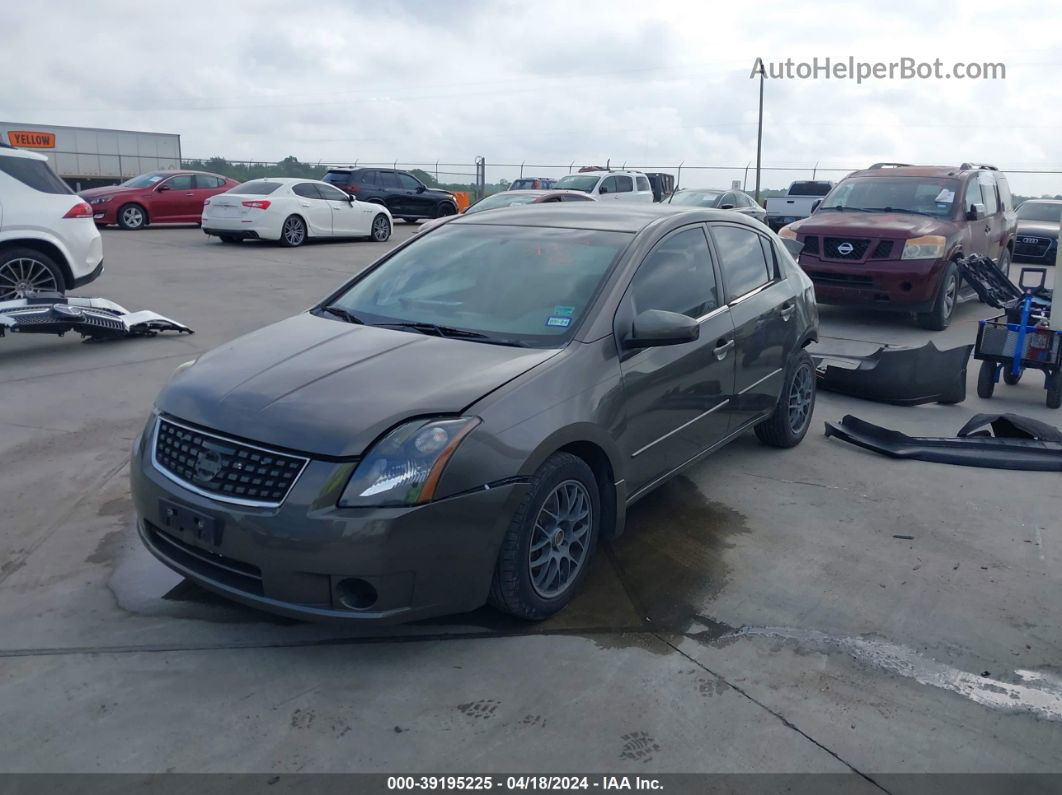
[765,180,835,230]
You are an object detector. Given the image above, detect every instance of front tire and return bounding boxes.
[0,248,65,300]
[755,350,816,448]
[279,215,307,247]
[1003,368,1023,386]
[1047,374,1061,410]
[117,203,148,230]
[489,452,600,620]
[370,214,391,242]
[917,262,959,331]
[436,203,457,218]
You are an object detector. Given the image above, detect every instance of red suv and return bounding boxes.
[80,170,239,230]
[781,163,1016,329]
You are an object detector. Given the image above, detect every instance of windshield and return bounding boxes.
[670,190,722,207]
[1017,202,1062,223]
[325,224,630,346]
[466,193,539,214]
[119,172,167,188]
[820,177,959,217]
[555,175,601,193]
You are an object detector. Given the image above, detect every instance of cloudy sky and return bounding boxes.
[5,0,1062,193]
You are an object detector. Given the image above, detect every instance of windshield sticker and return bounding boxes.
[552,305,576,317]
[934,189,955,203]
[546,316,572,328]
[148,176,163,183]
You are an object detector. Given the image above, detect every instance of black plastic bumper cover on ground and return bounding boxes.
[824,414,1062,471]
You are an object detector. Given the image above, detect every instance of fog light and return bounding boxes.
[336,578,378,610]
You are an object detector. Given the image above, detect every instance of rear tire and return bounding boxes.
[977,361,996,399]
[279,215,307,247]
[117,203,148,230]
[489,452,599,621]
[370,214,391,242]
[917,262,959,331]
[755,350,816,448]
[0,248,65,300]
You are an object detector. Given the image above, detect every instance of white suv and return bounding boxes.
[554,170,654,202]
[0,144,103,301]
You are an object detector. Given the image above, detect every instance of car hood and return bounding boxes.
[1016,220,1059,239]
[791,210,952,239]
[79,185,141,199]
[157,313,561,457]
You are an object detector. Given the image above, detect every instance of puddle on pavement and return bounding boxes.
[105,474,746,638]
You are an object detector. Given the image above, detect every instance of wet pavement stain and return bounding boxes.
[96,496,133,518]
[85,529,126,565]
[609,476,750,631]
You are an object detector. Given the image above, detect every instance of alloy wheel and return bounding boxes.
[788,362,814,434]
[0,257,60,300]
[371,215,390,241]
[942,275,958,318]
[528,480,592,599]
[121,206,145,229]
[283,217,306,246]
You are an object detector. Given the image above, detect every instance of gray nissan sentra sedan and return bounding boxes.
[131,204,818,623]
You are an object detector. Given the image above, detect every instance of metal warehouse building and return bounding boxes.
[0,121,181,190]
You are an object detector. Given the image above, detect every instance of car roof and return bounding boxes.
[846,165,980,179]
[451,203,758,232]
[0,145,48,162]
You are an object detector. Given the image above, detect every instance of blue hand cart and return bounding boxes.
[972,267,1060,409]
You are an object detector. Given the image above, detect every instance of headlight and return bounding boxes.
[901,235,946,260]
[339,417,480,508]
[778,225,797,240]
[89,197,111,205]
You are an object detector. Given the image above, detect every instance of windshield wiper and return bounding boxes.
[373,321,530,347]
[863,207,936,217]
[821,206,875,212]
[320,305,364,324]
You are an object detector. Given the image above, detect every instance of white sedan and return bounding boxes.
[202,178,392,246]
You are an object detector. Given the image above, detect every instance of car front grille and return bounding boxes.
[823,238,870,260]
[1014,236,1053,258]
[871,240,893,258]
[801,235,820,255]
[153,417,308,506]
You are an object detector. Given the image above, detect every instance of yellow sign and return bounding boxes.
[8,131,56,149]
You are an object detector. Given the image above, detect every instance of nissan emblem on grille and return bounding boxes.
[153,418,308,505]
[837,241,855,256]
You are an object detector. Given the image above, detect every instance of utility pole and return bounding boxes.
[754,69,764,204]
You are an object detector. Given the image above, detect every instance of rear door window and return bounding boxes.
[293,183,324,199]
[615,175,633,193]
[0,156,72,194]
[636,176,650,192]
[630,226,720,318]
[710,224,773,301]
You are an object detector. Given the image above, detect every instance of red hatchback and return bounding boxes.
[80,170,239,230]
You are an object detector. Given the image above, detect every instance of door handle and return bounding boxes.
[780,302,795,321]
[714,339,735,360]
[184,192,195,196]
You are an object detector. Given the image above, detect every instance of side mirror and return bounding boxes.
[156,183,170,192]
[346,193,356,203]
[719,203,735,210]
[966,202,986,221]
[416,185,426,194]
[623,309,700,349]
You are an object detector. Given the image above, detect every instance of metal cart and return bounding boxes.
[968,264,1060,409]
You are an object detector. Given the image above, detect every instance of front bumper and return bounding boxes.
[798,254,946,311]
[130,418,528,623]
